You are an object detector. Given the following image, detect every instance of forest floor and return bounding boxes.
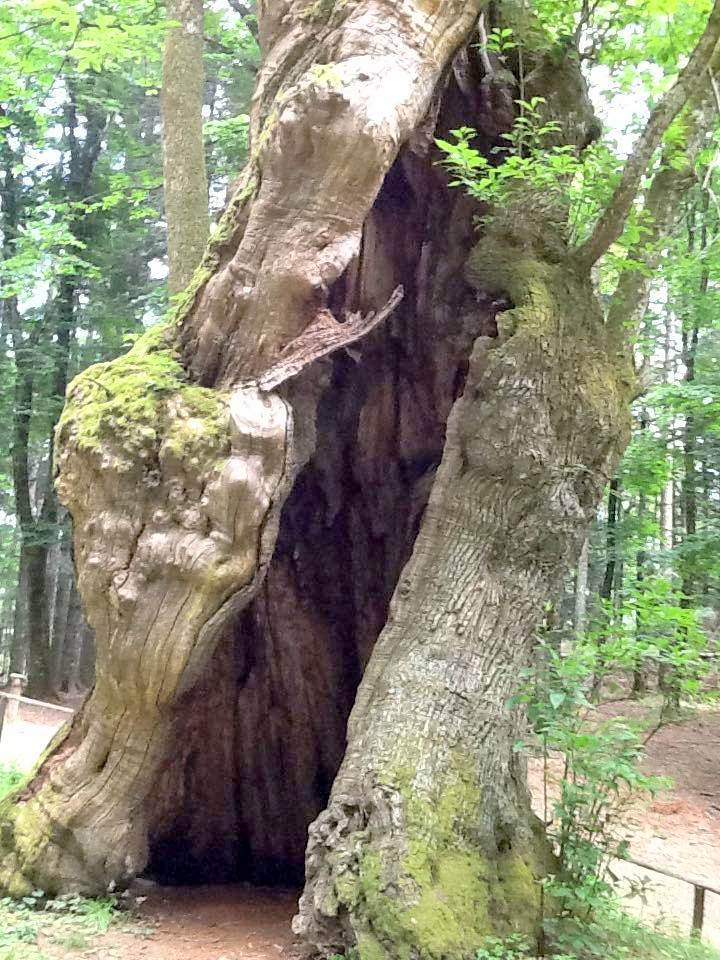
[527,698,720,946]
[0,699,718,959]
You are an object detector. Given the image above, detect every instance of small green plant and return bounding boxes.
[0,763,23,800]
[51,930,90,950]
[513,626,677,916]
[476,934,531,959]
[45,892,119,933]
[435,102,621,246]
[0,889,126,959]
[436,99,579,206]
[548,907,720,960]
[483,26,518,55]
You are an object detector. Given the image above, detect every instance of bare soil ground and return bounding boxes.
[0,700,718,958]
[0,701,72,770]
[56,885,300,960]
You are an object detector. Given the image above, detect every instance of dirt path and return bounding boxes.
[612,703,720,944]
[1,702,719,957]
[89,885,299,960]
[0,705,66,770]
[528,701,720,945]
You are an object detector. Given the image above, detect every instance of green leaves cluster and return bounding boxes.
[436,99,620,244]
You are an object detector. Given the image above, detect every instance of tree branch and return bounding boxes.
[575,0,720,269]
[225,0,259,41]
[257,286,404,392]
[606,112,713,334]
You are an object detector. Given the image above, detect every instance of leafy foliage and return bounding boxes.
[0,764,23,801]
[0,889,141,960]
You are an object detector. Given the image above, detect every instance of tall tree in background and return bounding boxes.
[0,2,719,959]
[0,0,252,692]
[162,0,210,295]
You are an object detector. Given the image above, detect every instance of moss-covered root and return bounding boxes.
[0,324,294,897]
[295,766,553,960]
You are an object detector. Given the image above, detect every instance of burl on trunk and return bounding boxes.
[0,0,659,956]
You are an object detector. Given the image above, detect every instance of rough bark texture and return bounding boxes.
[0,358,294,893]
[178,0,487,384]
[162,0,210,296]
[145,122,489,884]
[294,198,634,958]
[1,0,700,953]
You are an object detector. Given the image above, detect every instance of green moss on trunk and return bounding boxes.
[56,323,229,469]
[332,760,550,960]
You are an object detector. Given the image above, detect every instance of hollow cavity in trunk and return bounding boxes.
[146,133,490,884]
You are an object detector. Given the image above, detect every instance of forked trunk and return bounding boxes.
[0,1,634,954]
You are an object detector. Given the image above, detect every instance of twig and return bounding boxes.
[83,376,112,397]
[477,13,494,76]
[0,19,54,42]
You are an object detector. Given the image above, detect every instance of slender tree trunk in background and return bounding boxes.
[61,584,84,694]
[564,537,589,656]
[1,2,719,956]
[575,538,590,637]
[162,0,210,295]
[660,479,674,551]
[50,544,73,693]
[681,341,700,602]
[680,193,708,604]
[9,338,50,694]
[2,146,32,683]
[2,91,106,698]
[24,545,52,695]
[0,582,15,675]
[601,479,620,603]
[9,547,29,676]
[46,541,60,644]
[633,491,647,697]
[660,304,675,554]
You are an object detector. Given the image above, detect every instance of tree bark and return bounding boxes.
[162,0,210,295]
[294,193,633,958]
[49,542,73,693]
[0,1,718,956]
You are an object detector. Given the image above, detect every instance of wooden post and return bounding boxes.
[692,885,706,938]
[5,674,24,722]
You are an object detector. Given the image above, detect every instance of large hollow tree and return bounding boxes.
[1,1,719,958]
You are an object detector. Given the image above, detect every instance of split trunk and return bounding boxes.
[0,3,634,957]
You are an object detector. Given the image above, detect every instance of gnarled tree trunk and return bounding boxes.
[1,0,717,956]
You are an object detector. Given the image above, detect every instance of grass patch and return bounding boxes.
[0,889,148,959]
[471,908,720,960]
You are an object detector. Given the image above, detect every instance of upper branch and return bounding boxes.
[575,0,720,270]
[606,95,717,335]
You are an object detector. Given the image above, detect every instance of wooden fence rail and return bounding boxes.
[0,692,74,742]
[623,856,720,939]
